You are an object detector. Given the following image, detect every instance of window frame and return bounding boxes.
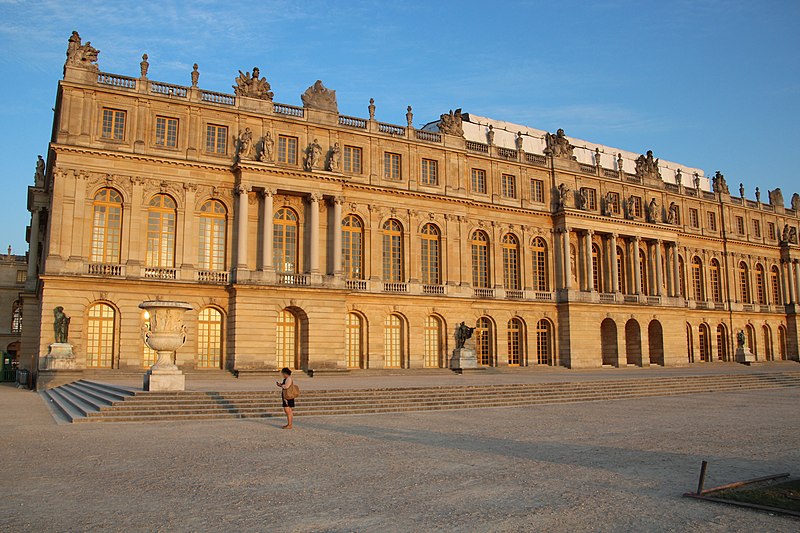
[420,158,438,186]
[154,115,179,148]
[277,134,299,165]
[383,152,402,181]
[101,107,126,141]
[343,145,363,174]
[205,123,228,155]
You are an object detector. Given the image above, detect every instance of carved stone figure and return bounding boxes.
[602,191,615,216]
[557,183,571,210]
[625,195,636,220]
[233,67,274,100]
[594,148,602,167]
[646,198,659,223]
[712,171,729,194]
[755,187,761,203]
[191,64,199,87]
[515,132,524,152]
[140,54,149,77]
[577,188,589,210]
[328,142,341,172]
[34,155,45,187]
[767,187,781,205]
[634,150,661,180]
[487,125,495,145]
[259,132,275,163]
[791,226,799,245]
[675,168,683,186]
[739,183,745,199]
[792,193,800,211]
[406,106,413,128]
[237,128,254,160]
[64,31,99,71]
[301,80,338,113]
[736,330,745,348]
[53,306,70,344]
[667,202,678,224]
[693,174,701,190]
[368,98,375,120]
[544,129,574,159]
[438,109,464,137]
[617,153,623,172]
[304,138,323,170]
[455,321,475,349]
[783,224,790,243]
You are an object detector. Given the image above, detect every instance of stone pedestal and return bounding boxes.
[450,347,478,370]
[143,368,186,392]
[735,347,758,365]
[41,343,77,370]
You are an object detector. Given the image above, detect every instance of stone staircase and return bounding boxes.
[40,372,800,424]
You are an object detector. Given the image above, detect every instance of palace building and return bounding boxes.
[18,33,800,385]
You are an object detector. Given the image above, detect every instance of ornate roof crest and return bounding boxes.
[301,80,338,113]
[233,67,274,101]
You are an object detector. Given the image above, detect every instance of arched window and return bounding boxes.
[716,324,728,362]
[420,224,441,285]
[507,318,523,365]
[532,237,549,291]
[86,303,115,368]
[198,199,227,270]
[745,324,756,355]
[691,256,704,301]
[771,266,782,305]
[755,264,766,305]
[763,325,773,361]
[274,208,299,273]
[591,243,602,292]
[686,322,693,363]
[739,262,751,303]
[10,300,21,334]
[616,246,626,294]
[384,314,404,368]
[345,313,363,368]
[678,256,686,298]
[639,249,648,295]
[471,231,490,288]
[90,188,123,263]
[146,194,177,268]
[276,309,297,369]
[698,323,711,362]
[501,234,520,290]
[537,319,552,365]
[424,315,442,368]
[476,317,493,366]
[710,259,722,303]
[197,307,223,369]
[778,325,787,360]
[341,215,363,280]
[142,310,157,367]
[382,219,403,282]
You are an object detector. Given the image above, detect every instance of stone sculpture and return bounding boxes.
[237,128,254,160]
[792,193,800,211]
[301,80,338,113]
[305,139,323,170]
[617,153,623,172]
[328,142,341,172]
[675,169,683,186]
[406,106,413,128]
[782,224,790,243]
[35,155,45,187]
[544,129,574,159]
[438,109,464,137]
[712,171,729,194]
[790,226,799,245]
[53,306,70,344]
[140,54,149,77]
[737,330,745,347]
[515,132,524,152]
[368,98,375,120]
[693,174,701,190]
[191,64,199,87]
[739,183,745,199]
[667,202,678,225]
[594,148,602,167]
[455,321,475,349]
[557,183,571,210]
[140,300,192,391]
[487,125,495,145]
[65,31,99,71]
[577,188,589,210]
[602,191,615,216]
[646,198,659,223]
[635,150,661,180]
[259,132,275,163]
[233,67,273,100]
[768,188,783,207]
[755,187,761,203]
[625,195,636,220]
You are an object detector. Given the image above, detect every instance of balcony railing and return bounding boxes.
[466,141,489,153]
[602,168,620,179]
[600,293,616,303]
[422,284,445,295]
[200,90,235,106]
[647,296,662,305]
[505,289,524,299]
[97,72,136,89]
[144,267,177,280]
[197,270,229,283]
[383,282,408,293]
[525,153,547,165]
[378,122,405,136]
[742,303,755,312]
[274,103,304,117]
[338,115,367,129]
[278,273,309,286]
[415,130,442,143]
[624,294,640,304]
[346,279,367,291]
[714,302,726,311]
[579,164,596,174]
[474,287,495,299]
[88,263,124,276]
[150,81,188,98]
[497,148,517,160]
[534,291,553,301]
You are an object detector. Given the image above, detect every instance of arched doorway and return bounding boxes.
[746,324,756,358]
[763,325,773,361]
[648,320,664,366]
[601,318,618,366]
[345,312,365,369]
[716,324,729,362]
[536,319,553,366]
[276,309,298,369]
[698,323,711,362]
[625,319,642,365]
[778,326,787,360]
[476,317,494,366]
[686,323,694,363]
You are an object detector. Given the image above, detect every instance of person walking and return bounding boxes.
[277,367,296,429]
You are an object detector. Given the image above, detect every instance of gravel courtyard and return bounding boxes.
[1,383,798,532]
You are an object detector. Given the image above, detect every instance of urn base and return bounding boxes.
[144,368,185,391]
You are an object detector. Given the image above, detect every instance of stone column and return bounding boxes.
[562,228,572,290]
[332,197,343,275]
[27,208,40,282]
[788,260,798,305]
[309,193,321,274]
[655,240,663,297]
[261,189,274,271]
[672,243,680,297]
[610,233,619,293]
[585,230,594,291]
[794,260,800,305]
[235,184,249,268]
[633,237,642,295]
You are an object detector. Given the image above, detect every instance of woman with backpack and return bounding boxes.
[276,367,298,429]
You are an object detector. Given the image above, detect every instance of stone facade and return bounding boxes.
[18,34,800,382]
[0,252,26,362]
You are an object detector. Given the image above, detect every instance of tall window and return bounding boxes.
[631,196,642,218]
[698,324,710,362]
[274,208,299,273]
[277,135,298,164]
[746,324,756,354]
[86,303,115,368]
[501,174,517,199]
[536,319,552,365]
[205,124,227,154]
[421,159,438,186]
[471,231,490,288]
[688,208,699,228]
[345,313,363,368]
[639,249,648,295]
[384,152,401,180]
[710,259,722,302]
[716,324,728,361]
[197,307,223,369]
[739,262,751,303]
[424,315,442,368]
[591,243,602,291]
[502,234,520,290]
[736,216,745,235]
[198,199,227,270]
[476,317,492,366]
[145,194,177,268]
[471,168,487,194]
[532,237,549,291]
[382,219,403,282]
[617,246,626,294]
[771,266,782,305]
[708,211,717,232]
[155,116,178,148]
[90,188,123,264]
[678,256,686,298]
[767,222,776,241]
[753,220,761,238]
[101,108,126,140]
[142,311,156,367]
[607,192,621,215]
[384,314,403,368]
[341,215,363,279]
[581,188,597,210]
[276,309,297,369]
[755,264,766,304]
[507,318,522,366]
[763,325,773,361]
[691,256,704,301]
[779,326,787,360]
[530,179,544,203]
[420,224,441,285]
[10,301,21,334]
[343,145,362,174]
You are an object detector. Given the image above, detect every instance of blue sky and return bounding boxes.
[1,0,798,254]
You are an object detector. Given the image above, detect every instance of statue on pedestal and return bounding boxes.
[305,139,323,170]
[259,132,275,163]
[301,80,338,113]
[237,128,254,160]
[328,142,341,172]
[54,306,70,344]
[557,183,571,210]
[64,31,99,72]
[544,129,574,159]
[233,67,273,101]
[455,321,475,349]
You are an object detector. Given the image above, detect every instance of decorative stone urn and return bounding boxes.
[139,300,193,391]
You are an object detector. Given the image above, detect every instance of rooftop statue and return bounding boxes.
[301,80,338,113]
[65,31,99,72]
[712,171,729,194]
[544,129,574,159]
[768,188,784,208]
[438,109,464,137]
[792,193,800,211]
[34,155,45,187]
[233,67,274,101]
[634,150,661,180]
